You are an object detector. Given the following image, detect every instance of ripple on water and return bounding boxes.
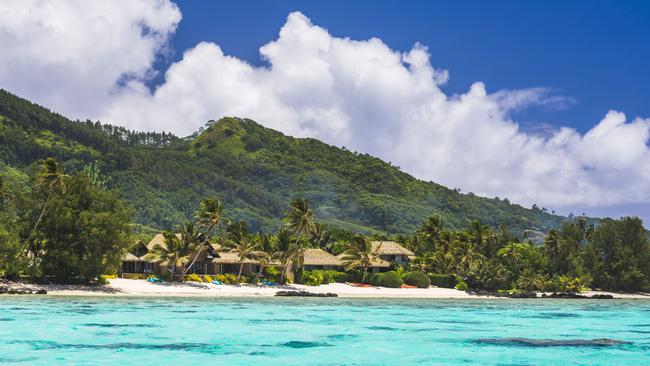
[80,323,158,328]
[474,337,632,347]
[281,341,331,348]
[8,340,225,354]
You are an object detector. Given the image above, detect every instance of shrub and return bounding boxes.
[215,273,237,284]
[300,270,325,286]
[204,275,213,283]
[264,266,281,282]
[370,273,384,286]
[455,279,468,291]
[403,271,431,288]
[121,273,148,280]
[242,272,256,284]
[184,273,203,283]
[428,274,457,288]
[381,271,403,288]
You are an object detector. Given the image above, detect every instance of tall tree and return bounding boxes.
[225,221,260,281]
[26,158,69,251]
[286,198,316,238]
[183,196,228,276]
[341,235,381,284]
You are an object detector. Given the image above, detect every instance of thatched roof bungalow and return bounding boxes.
[302,248,343,270]
[372,241,414,266]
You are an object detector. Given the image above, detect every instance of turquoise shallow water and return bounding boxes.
[0,297,649,365]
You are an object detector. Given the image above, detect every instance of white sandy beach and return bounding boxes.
[3,278,649,299]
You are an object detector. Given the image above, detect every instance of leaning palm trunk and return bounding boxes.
[237,261,244,281]
[24,188,53,254]
[182,241,206,276]
[362,265,369,284]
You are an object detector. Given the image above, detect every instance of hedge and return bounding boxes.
[428,274,457,288]
[381,271,403,288]
[403,271,431,288]
[370,273,384,286]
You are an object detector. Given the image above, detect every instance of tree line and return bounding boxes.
[1,156,648,292]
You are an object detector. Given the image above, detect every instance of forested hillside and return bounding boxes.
[0,89,572,235]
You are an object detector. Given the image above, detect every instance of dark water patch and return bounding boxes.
[282,341,331,348]
[436,319,482,324]
[0,318,15,321]
[475,337,632,348]
[366,325,401,331]
[8,340,224,354]
[80,323,158,328]
[522,312,579,319]
[247,318,305,324]
[327,334,359,340]
[628,330,650,334]
[170,310,198,313]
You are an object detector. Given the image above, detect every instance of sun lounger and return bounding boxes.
[147,277,163,283]
[211,280,223,285]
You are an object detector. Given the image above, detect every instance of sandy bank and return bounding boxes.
[3,279,649,299]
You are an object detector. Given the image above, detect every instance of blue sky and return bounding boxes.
[166,0,650,134]
[1,1,649,224]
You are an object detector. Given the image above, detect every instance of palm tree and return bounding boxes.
[225,221,260,281]
[177,222,203,276]
[253,235,274,283]
[286,198,316,238]
[183,196,228,276]
[497,242,527,273]
[145,232,185,281]
[418,215,444,252]
[452,239,484,277]
[26,158,69,251]
[274,228,302,284]
[341,235,381,284]
[468,221,497,257]
[544,229,561,273]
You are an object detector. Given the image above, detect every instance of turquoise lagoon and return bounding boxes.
[1,297,649,365]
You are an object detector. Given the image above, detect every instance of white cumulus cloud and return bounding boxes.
[1,5,649,217]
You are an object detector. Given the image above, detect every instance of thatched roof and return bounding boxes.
[336,253,391,268]
[122,240,149,261]
[372,241,414,256]
[122,252,145,262]
[146,233,183,250]
[211,251,257,264]
[302,248,342,266]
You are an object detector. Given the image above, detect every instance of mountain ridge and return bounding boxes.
[0,89,573,235]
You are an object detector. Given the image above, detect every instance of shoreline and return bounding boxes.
[2,279,650,299]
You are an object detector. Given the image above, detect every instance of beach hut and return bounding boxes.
[301,248,343,271]
[371,241,414,267]
[120,240,153,275]
[142,233,219,275]
[209,244,260,275]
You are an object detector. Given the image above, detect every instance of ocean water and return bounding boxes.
[0,297,649,365]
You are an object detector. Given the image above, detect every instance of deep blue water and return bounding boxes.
[0,297,649,365]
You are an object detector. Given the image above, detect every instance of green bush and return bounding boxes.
[264,266,281,282]
[455,279,468,291]
[403,271,431,288]
[184,273,203,283]
[215,273,237,284]
[204,275,213,283]
[370,273,384,286]
[428,274,457,288]
[381,271,403,288]
[300,270,325,286]
[121,273,149,280]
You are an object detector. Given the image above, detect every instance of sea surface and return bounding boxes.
[0,296,649,365]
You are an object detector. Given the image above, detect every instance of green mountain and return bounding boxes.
[0,89,570,235]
